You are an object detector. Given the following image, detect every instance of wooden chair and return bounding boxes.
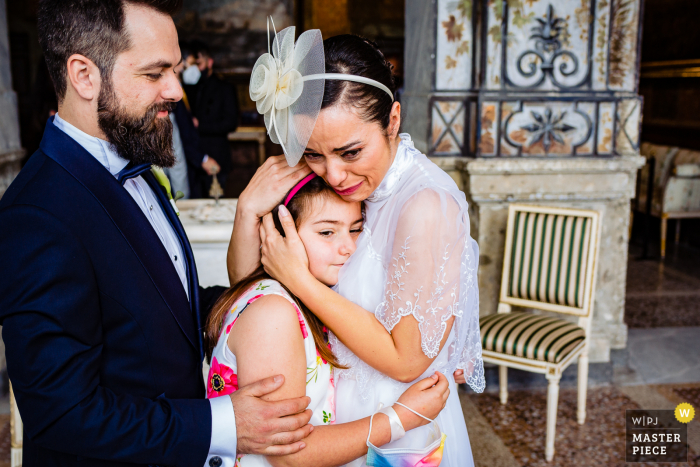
[479,204,601,462]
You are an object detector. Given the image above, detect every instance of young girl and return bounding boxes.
[206,175,450,467]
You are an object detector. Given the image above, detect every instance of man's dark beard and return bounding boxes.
[97,80,177,168]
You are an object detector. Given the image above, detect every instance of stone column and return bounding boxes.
[404,0,645,363]
[0,0,23,199]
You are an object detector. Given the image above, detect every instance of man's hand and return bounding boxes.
[202,157,221,176]
[238,155,312,220]
[230,375,313,456]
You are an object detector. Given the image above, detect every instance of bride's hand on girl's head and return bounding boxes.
[393,372,450,431]
[260,208,311,290]
[238,155,311,219]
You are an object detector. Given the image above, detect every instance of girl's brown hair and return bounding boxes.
[205,176,348,369]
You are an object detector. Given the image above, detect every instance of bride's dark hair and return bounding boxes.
[323,35,396,131]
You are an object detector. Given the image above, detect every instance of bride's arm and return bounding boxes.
[260,190,464,383]
[230,295,449,467]
[226,156,311,284]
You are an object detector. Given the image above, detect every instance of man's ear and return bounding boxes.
[66,54,101,101]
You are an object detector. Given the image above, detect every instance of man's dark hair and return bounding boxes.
[37,0,182,104]
[189,40,212,60]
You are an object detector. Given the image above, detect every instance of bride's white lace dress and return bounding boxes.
[330,134,485,467]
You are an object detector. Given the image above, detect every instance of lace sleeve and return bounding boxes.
[375,189,460,353]
[373,188,484,392]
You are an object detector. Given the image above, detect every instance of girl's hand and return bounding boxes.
[260,206,311,291]
[453,369,466,385]
[393,372,450,431]
[239,156,312,219]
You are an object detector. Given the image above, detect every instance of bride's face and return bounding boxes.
[303,103,401,203]
[296,194,363,287]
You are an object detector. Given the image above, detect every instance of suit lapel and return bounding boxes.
[39,119,198,351]
[143,171,204,360]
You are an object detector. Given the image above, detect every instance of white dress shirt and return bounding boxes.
[53,114,237,467]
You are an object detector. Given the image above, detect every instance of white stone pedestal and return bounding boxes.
[177,199,236,288]
[458,156,645,362]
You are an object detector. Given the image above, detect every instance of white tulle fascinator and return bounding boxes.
[250,18,394,167]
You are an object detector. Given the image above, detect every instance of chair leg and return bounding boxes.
[499,365,508,405]
[577,352,589,425]
[661,217,668,258]
[545,371,561,462]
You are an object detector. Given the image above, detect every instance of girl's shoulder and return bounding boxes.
[236,278,296,307]
[228,278,310,341]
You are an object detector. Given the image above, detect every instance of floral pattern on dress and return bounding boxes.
[207,357,238,398]
[208,279,338,465]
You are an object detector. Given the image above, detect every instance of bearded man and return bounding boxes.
[0,1,313,466]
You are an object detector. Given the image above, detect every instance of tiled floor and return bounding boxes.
[625,244,700,328]
[464,242,700,466]
[463,384,700,466]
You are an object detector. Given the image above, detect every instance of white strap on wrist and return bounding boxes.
[367,403,407,446]
[379,405,406,443]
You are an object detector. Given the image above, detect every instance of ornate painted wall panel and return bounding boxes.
[501,1,593,91]
[430,99,467,155]
[607,0,641,91]
[425,0,643,158]
[477,98,638,157]
[436,0,474,90]
[484,1,503,89]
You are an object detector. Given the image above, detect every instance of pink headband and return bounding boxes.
[284,173,318,206]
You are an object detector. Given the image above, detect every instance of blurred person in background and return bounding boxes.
[167,43,215,199]
[182,40,238,197]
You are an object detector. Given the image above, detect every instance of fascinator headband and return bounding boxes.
[249,18,394,167]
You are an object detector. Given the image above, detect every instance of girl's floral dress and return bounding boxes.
[207,279,336,467]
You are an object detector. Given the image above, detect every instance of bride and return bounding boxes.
[229,27,485,467]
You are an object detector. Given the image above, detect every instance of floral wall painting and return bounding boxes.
[597,102,615,154]
[424,0,642,157]
[431,100,467,155]
[479,104,497,156]
[615,98,642,154]
[592,0,611,90]
[436,0,473,90]
[608,0,640,91]
[479,0,640,92]
[503,102,593,156]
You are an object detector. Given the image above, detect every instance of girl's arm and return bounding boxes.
[260,190,465,383]
[230,295,450,467]
[226,156,311,284]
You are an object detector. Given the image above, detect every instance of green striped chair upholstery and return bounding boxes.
[480,313,585,364]
[480,204,600,463]
[506,211,593,312]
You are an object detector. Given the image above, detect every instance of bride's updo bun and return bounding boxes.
[322,35,396,131]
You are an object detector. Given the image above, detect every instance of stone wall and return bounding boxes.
[404,0,646,363]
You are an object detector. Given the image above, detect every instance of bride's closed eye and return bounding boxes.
[341,149,362,160]
[304,152,322,160]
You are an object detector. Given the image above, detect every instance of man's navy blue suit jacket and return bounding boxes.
[0,119,226,467]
